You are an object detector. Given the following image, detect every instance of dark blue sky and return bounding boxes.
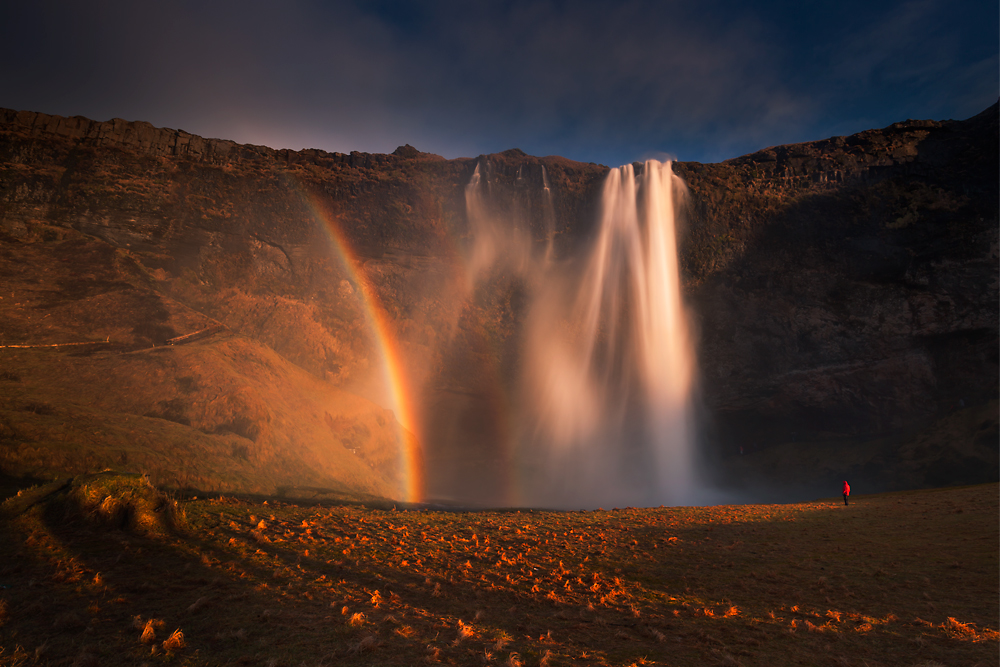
[1,0,996,166]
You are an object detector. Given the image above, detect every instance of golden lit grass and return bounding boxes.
[0,338,405,499]
[0,228,409,501]
[0,477,996,666]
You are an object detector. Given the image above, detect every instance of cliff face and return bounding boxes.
[0,105,995,502]
[676,106,998,495]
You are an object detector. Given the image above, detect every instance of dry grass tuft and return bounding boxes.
[161,629,185,653]
[803,620,823,633]
[939,616,1000,641]
[139,620,157,644]
[348,612,366,627]
[455,620,475,643]
[55,474,188,535]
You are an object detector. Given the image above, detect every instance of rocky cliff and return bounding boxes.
[677,105,998,496]
[0,104,995,502]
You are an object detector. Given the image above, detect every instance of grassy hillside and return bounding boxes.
[0,337,407,499]
[0,220,409,499]
[0,475,995,666]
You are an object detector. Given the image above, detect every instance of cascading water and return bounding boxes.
[461,159,698,508]
[519,160,695,508]
[465,162,535,289]
[540,165,556,262]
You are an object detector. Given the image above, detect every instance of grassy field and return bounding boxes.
[0,474,996,666]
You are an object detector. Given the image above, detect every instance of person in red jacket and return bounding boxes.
[842,480,850,506]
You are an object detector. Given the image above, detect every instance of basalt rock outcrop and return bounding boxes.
[675,105,999,496]
[0,104,995,502]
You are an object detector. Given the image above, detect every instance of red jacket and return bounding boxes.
[842,481,850,496]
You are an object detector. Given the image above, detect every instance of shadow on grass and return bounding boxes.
[0,473,996,667]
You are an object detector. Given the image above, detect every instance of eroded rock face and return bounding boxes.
[0,104,995,501]
[675,106,998,487]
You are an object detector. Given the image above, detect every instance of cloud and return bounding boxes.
[0,0,995,165]
[810,0,998,133]
[370,0,819,162]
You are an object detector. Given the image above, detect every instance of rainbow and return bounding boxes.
[295,186,424,503]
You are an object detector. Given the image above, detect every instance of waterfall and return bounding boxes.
[461,159,698,508]
[520,160,696,507]
[541,165,555,262]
